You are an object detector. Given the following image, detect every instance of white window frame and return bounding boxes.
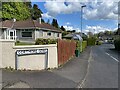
[57,33,59,37]
[39,30,43,37]
[21,29,33,38]
[47,32,51,36]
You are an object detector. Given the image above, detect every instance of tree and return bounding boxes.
[24,2,32,17]
[0,1,2,20]
[51,19,55,26]
[32,4,43,20]
[62,31,69,37]
[24,2,32,8]
[72,30,76,33]
[47,19,50,24]
[87,32,93,38]
[104,31,110,36]
[51,19,59,28]
[2,2,31,21]
[98,32,104,37]
[116,28,120,35]
[82,33,88,40]
[41,18,45,23]
[60,26,66,31]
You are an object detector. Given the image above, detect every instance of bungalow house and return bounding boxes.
[0,19,62,42]
[63,32,87,41]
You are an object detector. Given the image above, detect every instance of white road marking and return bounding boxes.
[106,53,110,56]
[105,53,119,62]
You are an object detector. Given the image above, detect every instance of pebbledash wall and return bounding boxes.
[0,39,58,70]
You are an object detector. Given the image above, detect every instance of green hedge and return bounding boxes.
[76,40,81,51]
[96,41,102,45]
[114,37,120,51]
[82,41,87,51]
[87,37,96,46]
[35,38,57,45]
[76,40,87,52]
[15,41,34,46]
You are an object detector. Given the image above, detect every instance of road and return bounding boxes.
[80,44,119,88]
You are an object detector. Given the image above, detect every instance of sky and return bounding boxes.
[31,0,118,34]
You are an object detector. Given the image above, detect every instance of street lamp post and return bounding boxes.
[80,5,86,52]
[94,29,95,35]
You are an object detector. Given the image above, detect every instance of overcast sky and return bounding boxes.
[31,0,118,34]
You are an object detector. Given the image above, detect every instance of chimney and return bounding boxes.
[13,18,16,22]
[37,18,41,24]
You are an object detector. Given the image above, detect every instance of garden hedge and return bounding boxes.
[76,40,87,52]
[82,41,87,51]
[87,37,96,46]
[35,38,57,45]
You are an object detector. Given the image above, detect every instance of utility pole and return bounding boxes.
[80,5,86,52]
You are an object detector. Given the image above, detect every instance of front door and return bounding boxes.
[9,30,14,39]
[8,29,16,40]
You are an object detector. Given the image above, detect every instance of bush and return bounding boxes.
[15,41,34,46]
[35,38,57,45]
[76,40,81,51]
[108,40,114,44]
[114,37,120,51]
[87,37,96,46]
[96,41,102,45]
[16,40,20,43]
[76,40,87,52]
[82,41,87,51]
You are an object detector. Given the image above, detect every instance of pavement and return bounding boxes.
[4,81,30,88]
[1,44,119,89]
[1,46,91,89]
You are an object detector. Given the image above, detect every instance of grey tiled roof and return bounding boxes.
[0,19,62,33]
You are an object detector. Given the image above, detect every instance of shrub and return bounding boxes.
[82,41,87,51]
[16,40,20,43]
[15,41,34,46]
[96,41,102,45]
[35,38,57,45]
[87,37,96,46]
[5,66,14,71]
[76,40,81,51]
[76,40,87,52]
[114,37,120,51]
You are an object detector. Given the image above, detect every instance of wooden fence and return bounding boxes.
[57,39,76,66]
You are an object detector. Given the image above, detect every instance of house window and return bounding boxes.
[22,32,32,37]
[47,32,51,36]
[10,32,13,36]
[53,32,55,37]
[57,33,59,37]
[39,31,43,36]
